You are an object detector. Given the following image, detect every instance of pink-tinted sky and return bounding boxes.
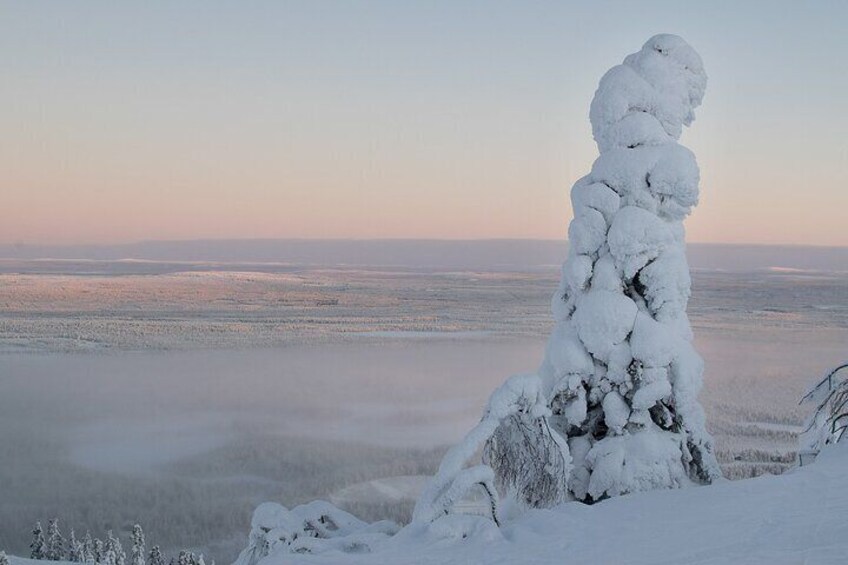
[2,1,847,246]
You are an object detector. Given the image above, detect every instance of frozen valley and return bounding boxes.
[0,261,846,562]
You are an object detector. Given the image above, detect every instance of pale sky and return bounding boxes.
[2,1,847,246]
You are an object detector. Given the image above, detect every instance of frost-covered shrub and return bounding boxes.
[232,501,399,562]
[540,33,721,502]
[799,362,848,462]
[482,379,571,510]
[414,374,570,524]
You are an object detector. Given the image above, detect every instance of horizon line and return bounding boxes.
[3,238,848,250]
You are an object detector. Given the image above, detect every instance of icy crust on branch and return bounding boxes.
[413,375,570,526]
[541,34,720,502]
[232,501,399,562]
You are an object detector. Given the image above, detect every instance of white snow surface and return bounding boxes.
[251,442,848,564]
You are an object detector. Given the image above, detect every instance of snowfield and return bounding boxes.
[262,442,848,565]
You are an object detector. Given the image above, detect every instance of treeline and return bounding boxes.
[25,520,211,565]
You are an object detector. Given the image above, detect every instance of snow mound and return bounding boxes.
[232,501,399,562]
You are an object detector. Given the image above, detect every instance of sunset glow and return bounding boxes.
[2,1,846,246]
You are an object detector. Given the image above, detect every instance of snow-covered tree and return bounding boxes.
[104,531,124,565]
[46,519,65,561]
[93,539,105,565]
[114,534,126,565]
[130,525,145,565]
[415,35,722,523]
[0,550,10,565]
[534,33,721,502]
[82,532,95,564]
[147,546,164,565]
[415,374,570,521]
[31,522,47,560]
[67,530,85,563]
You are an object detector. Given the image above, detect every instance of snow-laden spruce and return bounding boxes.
[415,34,721,522]
[544,32,722,501]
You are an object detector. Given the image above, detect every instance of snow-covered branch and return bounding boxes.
[799,362,848,460]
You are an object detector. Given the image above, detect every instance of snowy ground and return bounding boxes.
[0,264,846,562]
[275,442,848,565]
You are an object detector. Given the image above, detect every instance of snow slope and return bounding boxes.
[260,443,848,564]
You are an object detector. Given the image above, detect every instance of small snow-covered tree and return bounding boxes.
[67,530,85,563]
[31,522,47,560]
[130,525,145,565]
[46,519,65,561]
[93,539,105,565]
[104,531,124,565]
[147,546,164,565]
[414,374,570,523]
[1,550,10,565]
[536,33,721,501]
[82,532,95,564]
